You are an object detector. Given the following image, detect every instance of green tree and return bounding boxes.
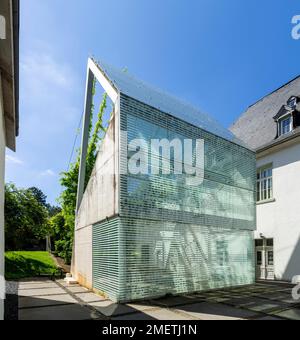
[28,187,47,207]
[5,183,49,250]
[47,212,73,263]
[56,89,108,263]
[46,204,61,217]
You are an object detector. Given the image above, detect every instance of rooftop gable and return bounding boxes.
[230,76,300,151]
[94,59,244,146]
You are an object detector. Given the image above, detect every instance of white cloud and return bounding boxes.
[40,169,56,177]
[5,155,24,165]
[20,53,73,89]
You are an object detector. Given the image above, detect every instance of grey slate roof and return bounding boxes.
[230,76,300,151]
[95,60,245,146]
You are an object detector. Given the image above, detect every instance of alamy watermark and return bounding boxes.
[0,15,5,40]
[292,15,300,40]
[100,132,205,187]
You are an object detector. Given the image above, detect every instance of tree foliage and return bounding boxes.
[5,183,49,250]
[52,88,108,263]
[28,187,47,207]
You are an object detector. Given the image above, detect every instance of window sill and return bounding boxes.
[256,198,276,205]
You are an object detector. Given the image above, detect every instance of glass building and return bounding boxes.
[73,59,256,303]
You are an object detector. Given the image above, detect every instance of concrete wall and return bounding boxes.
[72,106,120,287]
[256,141,300,281]
[73,225,93,289]
[0,73,6,320]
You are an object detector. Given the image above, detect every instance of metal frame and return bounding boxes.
[76,58,118,212]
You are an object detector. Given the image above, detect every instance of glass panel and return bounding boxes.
[124,113,256,225]
[268,179,273,199]
[255,239,263,247]
[266,239,273,247]
[256,166,273,202]
[216,240,229,267]
[141,245,150,265]
[267,251,274,266]
[92,96,257,302]
[257,251,262,266]
[280,117,291,135]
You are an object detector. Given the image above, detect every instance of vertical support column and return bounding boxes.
[76,68,95,213]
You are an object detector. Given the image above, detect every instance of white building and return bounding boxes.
[0,0,19,320]
[231,76,300,282]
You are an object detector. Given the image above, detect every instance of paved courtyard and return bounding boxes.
[7,278,300,320]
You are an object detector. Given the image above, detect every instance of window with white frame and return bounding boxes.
[278,116,292,136]
[287,97,297,109]
[257,165,273,202]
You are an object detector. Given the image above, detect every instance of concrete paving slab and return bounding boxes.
[18,278,53,283]
[19,294,77,309]
[254,292,291,300]
[207,297,232,303]
[75,292,107,303]
[175,302,259,320]
[55,279,74,287]
[18,287,66,297]
[66,286,90,294]
[150,296,200,307]
[18,282,59,290]
[19,304,95,320]
[127,302,159,312]
[113,312,157,320]
[255,316,284,320]
[239,299,289,313]
[144,308,199,320]
[225,297,258,307]
[14,280,298,320]
[273,308,300,320]
[90,300,138,317]
[260,293,300,305]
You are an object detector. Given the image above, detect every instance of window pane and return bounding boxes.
[267,251,274,266]
[255,239,263,247]
[267,179,271,199]
[280,117,291,135]
[267,239,273,247]
[257,166,273,201]
[257,251,262,265]
[257,182,260,201]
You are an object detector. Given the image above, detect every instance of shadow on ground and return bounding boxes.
[5,278,300,320]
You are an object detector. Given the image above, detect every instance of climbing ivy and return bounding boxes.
[52,84,108,263]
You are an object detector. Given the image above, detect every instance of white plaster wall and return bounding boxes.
[0,74,6,320]
[256,142,300,281]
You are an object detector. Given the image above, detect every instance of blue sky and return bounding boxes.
[5,0,300,205]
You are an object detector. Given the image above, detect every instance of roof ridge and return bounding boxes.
[248,75,300,109]
[95,59,248,147]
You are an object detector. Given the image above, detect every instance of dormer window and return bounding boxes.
[273,96,299,138]
[278,115,292,136]
[287,97,297,109]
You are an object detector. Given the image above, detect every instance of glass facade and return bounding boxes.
[93,94,256,302]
